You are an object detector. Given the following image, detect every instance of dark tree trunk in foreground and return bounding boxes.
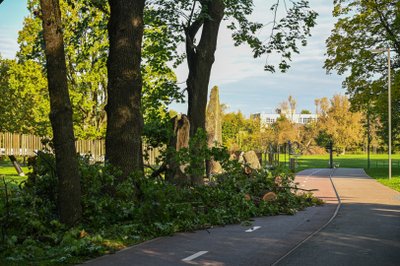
[40,0,82,225]
[185,0,225,185]
[105,0,145,180]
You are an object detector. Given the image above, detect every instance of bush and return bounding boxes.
[0,152,321,264]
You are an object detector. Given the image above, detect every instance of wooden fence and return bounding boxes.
[0,132,160,165]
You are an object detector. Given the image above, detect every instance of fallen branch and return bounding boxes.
[145,163,167,180]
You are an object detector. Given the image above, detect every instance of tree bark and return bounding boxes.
[105,0,145,180]
[165,115,190,186]
[40,0,82,225]
[186,0,225,185]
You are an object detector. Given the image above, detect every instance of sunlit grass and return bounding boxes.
[292,153,400,192]
[0,160,30,185]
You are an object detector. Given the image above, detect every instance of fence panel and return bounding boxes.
[0,132,161,165]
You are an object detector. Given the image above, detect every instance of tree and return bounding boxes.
[18,0,109,139]
[152,0,317,183]
[277,100,289,115]
[298,121,319,153]
[325,0,400,146]
[272,116,297,145]
[39,0,81,225]
[317,95,363,154]
[105,0,146,179]
[17,0,181,141]
[315,97,329,116]
[0,57,50,135]
[288,95,296,119]
[222,111,246,150]
[221,110,261,151]
[300,109,311,114]
[15,0,183,186]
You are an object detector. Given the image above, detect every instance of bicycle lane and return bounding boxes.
[82,169,338,266]
[276,168,400,266]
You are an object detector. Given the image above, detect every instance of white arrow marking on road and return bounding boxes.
[245,226,261,232]
[182,251,208,261]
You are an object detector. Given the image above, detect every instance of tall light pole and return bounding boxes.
[371,48,391,179]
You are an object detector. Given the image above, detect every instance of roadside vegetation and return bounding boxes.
[0,0,398,265]
[0,154,320,265]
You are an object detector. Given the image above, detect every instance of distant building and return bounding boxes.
[251,111,318,126]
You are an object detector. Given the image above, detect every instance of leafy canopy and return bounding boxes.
[150,0,318,73]
[14,0,182,139]
[324,0,400,144]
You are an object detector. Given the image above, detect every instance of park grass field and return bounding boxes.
[0,160,30,185]
[1,154,399,192]
[296,153,400,192]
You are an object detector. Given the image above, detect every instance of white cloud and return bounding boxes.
[0,26,19,59]
[1,1,344,117]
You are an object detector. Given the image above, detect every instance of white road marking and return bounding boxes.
[182,251,208,261]
[245,226,261,232]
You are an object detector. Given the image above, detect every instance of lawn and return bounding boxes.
[0,160,30,185]
[1,154,399,192]
[293,153,400,192]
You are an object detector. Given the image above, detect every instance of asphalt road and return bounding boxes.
[82,168,400,266]
[276,168,400,266]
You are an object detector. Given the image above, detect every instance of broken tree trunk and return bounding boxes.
[205,86,223,177]
[165,114,190,186]
[8,155,24,176]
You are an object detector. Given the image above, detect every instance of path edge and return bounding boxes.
[271,168,341,266]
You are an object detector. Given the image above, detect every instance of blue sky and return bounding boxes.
[0,0,345,116]
[0,0,27,58]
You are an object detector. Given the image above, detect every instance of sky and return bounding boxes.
[0,0,345,117]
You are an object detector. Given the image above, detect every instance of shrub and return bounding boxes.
[0,152,321,264]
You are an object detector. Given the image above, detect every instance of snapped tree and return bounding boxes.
[152,0,318,184]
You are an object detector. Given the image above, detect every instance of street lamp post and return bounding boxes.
[371,47,391,179]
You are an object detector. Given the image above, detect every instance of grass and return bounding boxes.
[2,154,399,191]
[0,154,400,191]
[0,160,30,185]
[290,153,400,192]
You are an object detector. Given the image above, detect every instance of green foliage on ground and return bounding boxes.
[0,154,320,265]
[295,154,400,192]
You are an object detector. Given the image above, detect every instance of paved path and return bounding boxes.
[82,168,400,266]
[277,168,400,266]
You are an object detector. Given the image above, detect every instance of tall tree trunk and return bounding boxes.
[105,0,145,180]
[185,0,225,185]
[40,0,82,225]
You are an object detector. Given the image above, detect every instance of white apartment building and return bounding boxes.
[251,112,318,126]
